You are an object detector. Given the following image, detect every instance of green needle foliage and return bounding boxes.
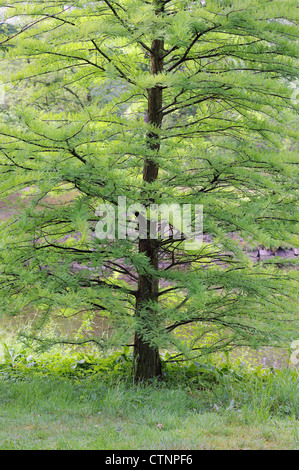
[0,0,298,380]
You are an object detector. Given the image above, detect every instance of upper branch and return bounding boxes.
[91,39,136,85]
[0,1,80,46]
[101,0,153,54]
[167,25,220,73]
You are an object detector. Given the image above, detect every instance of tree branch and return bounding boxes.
[101,0,153,54]
[91,39,136,85]
[167,25,220,72]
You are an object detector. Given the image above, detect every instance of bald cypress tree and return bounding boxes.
[0,0,298,380]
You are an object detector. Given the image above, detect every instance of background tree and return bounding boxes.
[0,0,298,380]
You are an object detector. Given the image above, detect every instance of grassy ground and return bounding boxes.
[0,360,298,450]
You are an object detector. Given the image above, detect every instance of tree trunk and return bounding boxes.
[133,37,164,380]
[134,239,162,380]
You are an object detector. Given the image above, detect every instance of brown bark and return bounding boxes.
[133,37,164,381]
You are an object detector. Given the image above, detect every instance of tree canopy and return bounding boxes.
[0,0,298,380]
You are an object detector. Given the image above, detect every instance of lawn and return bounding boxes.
[0,356,298,450]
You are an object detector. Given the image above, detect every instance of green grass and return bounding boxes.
[0,352,298,450]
